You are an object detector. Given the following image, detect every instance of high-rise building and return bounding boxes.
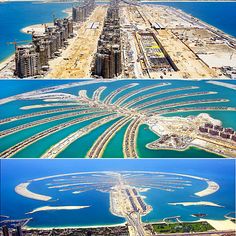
[15,44,40,78]
[72,0,95,22]
[16,225,23,236]
[15,17,74,78]
[2,225,9,236]
[93,0,122,78]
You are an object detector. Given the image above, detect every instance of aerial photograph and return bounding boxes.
[0,159,235,236]
[0,1,235,79]
[0,0,236,235]
[1,79,236,158]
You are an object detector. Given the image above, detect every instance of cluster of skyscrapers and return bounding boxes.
[72,0,95,22]
[92,0,122,78]
[15,18,73,78]
[2,225,22,236]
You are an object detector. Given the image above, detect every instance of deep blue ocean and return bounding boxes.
[0,2,236,62]
[0,159,235,228]
[0,1,71,62]
[148,2,236,37]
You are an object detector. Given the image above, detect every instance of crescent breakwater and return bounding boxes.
[25,205,90,214]
[11,170,231,234]
[15,183,52,202]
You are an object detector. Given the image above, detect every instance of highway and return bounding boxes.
[127,212,146,236]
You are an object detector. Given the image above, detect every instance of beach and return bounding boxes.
[15,182,52,201]
[204,219,236,231]
[0,2,236,78]
[169,201,223,207]
[26,205,90,214]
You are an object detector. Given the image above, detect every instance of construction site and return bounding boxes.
[0,0,236,79]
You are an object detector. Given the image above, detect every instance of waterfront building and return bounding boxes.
[72,0,95,22]
[2,226,9,236]
[199,127,208,133]
[15,18,73,78]
[209,130,219,136]
[16,225,23,236]
[15,44,40,78]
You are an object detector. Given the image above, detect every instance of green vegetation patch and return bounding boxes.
[152,222,214,233]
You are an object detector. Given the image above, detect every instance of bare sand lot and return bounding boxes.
[47,6,107,78]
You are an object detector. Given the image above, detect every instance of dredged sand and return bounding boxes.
[169,201,223,207]
[15,182,52,201]
[195,180,220,197]
[26,205,90,214]
[207,81,236,90]
[204,219,236,231]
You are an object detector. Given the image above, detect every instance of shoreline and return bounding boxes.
[0,7,71,75]
[168,201,224,207]
[22,218,236,231]
[147,3,236,40]
[0,4,235,77]
[24,222,127,230]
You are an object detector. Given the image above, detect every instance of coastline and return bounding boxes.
[24,222,127,230]
[22,218,236,231]
[144,218,236,231]
[147,3,236,39]
[21,197,235,232]
[0,3,236,77]
[0,7,71,76]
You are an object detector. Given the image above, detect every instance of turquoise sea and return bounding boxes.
[0,79,236,158]
[0,2,236,62]
[0,159,235,228]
